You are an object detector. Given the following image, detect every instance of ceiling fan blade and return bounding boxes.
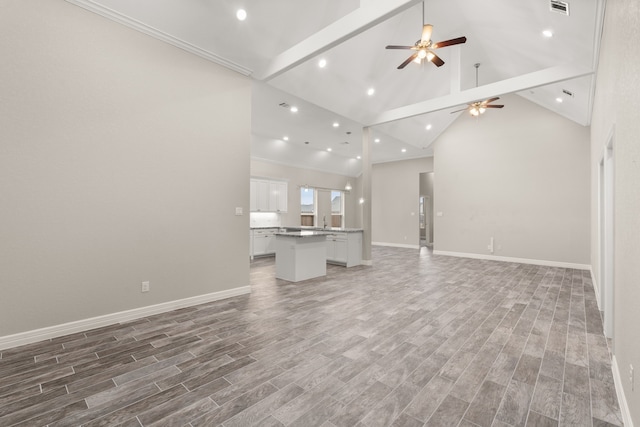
[421,24,433,43]
[450,108,469,114]
[482,97,500,104]
[485,104,505,108]
[398,53,419,69]
[386,45,415,50]
[430,52,445,67]
[432,36,467,49]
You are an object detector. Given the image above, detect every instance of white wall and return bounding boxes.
[433,94,590,266]
[0,0,251,337]
[371,157,434,248]
[250,159,359,228]
[590,1,640,423]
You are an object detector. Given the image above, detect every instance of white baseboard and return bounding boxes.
[372,242,420,250]
[612,355,635,427]
[432,250,591,270]
[361,259,373,266]
[0,286,251,351]
[591,267,602,311]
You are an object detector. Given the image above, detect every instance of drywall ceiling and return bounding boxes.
[66,0,604,176]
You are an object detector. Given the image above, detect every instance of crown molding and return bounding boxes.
[65,0,253,76]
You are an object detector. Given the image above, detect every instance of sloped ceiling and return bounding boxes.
[66,0,604,175]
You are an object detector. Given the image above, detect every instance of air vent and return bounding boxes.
[278,102,290,108]
[562,89,574,97]
[550,0,569,16]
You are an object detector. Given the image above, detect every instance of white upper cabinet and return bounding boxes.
[270,181,287,213]
[250,178,287,213]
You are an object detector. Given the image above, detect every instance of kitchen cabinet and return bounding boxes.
[326,231,362,267]
[269,181,288,213]
[250,228,277,258]
[250,178,287,212]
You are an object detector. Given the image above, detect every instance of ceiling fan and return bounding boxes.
[385,2,467,69]
[450,63,505,116]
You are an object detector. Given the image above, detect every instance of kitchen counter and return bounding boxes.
[288,226,363,233]
[275,230,329,238]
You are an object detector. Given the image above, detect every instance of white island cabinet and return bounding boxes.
[275,231,328,282]
[325,230,362,267]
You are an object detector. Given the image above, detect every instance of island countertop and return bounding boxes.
[286,227,363,233]
[275,230,330,238]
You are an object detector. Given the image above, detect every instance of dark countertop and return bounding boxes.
[251,226,363,233]
[275,230,330,238]
[289,226,363,233]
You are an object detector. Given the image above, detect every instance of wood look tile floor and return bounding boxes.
[0,247,624,427]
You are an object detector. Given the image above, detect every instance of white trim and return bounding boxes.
[432,250,591,270]
[64,0,253,76]
[0,286,251,351]
[591,267,602,311]
[612,356,635,427]
[361,259,373,266]
[372,242,420,250]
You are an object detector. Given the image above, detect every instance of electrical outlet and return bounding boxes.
[631,364,635,391]
[141,281,150,293]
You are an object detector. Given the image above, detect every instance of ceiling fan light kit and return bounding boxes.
[449,63,505,116]
[385,3,466,69]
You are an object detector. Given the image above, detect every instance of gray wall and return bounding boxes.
[433,94,590,265]
[371,157,434,247]
[0,0,251,336]
[590,0,640,422]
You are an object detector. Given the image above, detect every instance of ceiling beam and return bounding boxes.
[254,0,422,81]
[368,64,594,126]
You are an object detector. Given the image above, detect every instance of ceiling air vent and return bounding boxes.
[550,0,569,16]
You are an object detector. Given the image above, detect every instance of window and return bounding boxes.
[300,187,316,226]
[331,190,344,228]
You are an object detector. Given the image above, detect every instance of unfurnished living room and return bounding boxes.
[1,1,639,426]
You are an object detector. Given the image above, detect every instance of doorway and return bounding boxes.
[419,172,434,247]
[598,134,615,339]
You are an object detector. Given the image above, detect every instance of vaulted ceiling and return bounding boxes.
[67,0,604,175]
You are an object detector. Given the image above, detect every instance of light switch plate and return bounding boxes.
[235,207,243,216]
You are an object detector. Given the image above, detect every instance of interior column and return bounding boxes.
[361,126,373,265]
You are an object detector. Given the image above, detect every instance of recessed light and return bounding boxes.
[374,138,380,143]
[556,97,563,103]
[542,30,553,38]
[367,88,375,96]
[283,136,289,141]
[426,124,432,130]
[236,9,247,21]
[333,122,339,128]
[318,58,327,68]
[401,148,407,153]
[290,106,298,113]
[356,155,361,160]
[327,148,332,152]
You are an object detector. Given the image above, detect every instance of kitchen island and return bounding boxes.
[275,230,329,282]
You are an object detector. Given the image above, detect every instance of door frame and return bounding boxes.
[598,127,615,339]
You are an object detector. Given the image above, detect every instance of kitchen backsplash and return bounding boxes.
[250,212,281,228]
